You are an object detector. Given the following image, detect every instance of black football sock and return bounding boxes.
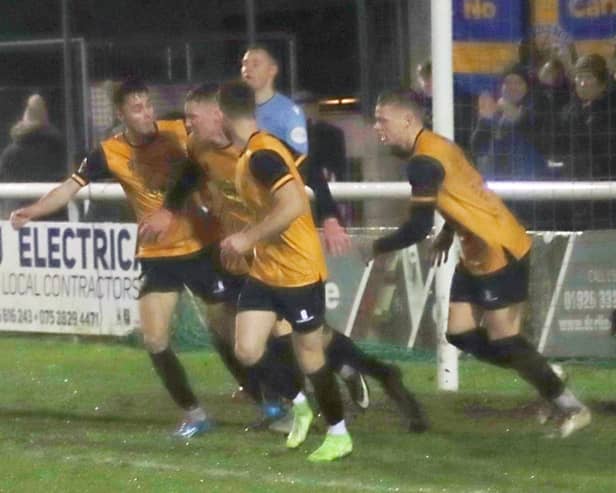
[489,335,565,400]
[266,334,304,390]
[446,328,508,368]
[381,365,429,432]
[307,364,345,425]
[326,330,392,380]
[209,330,261,402]
[247,353,301,402]
[149,347,199,411]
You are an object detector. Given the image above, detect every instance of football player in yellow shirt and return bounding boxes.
[10,78,232,439]
[142,83,428,437]
[368,89,590,438]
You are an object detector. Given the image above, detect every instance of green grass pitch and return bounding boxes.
[1,336,615,493]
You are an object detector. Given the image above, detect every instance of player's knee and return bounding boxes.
[446,331,474,352]
[142,330,170,354]
[234,338,263,366]
[293,330,322,353]
[446,329,498,361]
[488,334,533,367]
[296,350,325,374]
[293,332,325,373]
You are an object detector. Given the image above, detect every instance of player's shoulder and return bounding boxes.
[253,132,299,160]
[419,130,461,160]
[406,154,445,184]
[272,93,304,117]
[99,131,128,154]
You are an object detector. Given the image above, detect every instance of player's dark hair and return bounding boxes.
[112,77,149,108]
[185,82,220,103]
[376,89,425,119]
[217,79,256,119]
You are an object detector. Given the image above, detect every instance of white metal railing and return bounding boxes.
[2,181,616,201]
[1,179,614,392]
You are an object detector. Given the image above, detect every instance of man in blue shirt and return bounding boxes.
[241,46,308,154]
[241,45,351,256]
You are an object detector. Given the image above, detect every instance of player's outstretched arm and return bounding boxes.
[9,178,81,229]
[368,201,435,260]
[362,154,444,262]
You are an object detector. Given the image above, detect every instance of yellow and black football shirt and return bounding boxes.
[410,129,531,275]
[72,120,218,259]
[235,131,328,287]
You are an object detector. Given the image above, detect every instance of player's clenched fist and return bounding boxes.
[138,207,174,244]
[10,208,33,230]
[220,231,254,257]
[322,217,352,256]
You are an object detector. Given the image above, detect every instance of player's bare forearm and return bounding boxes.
[15,178,81,224]
[244,180,306,245]
[33,179,81,216]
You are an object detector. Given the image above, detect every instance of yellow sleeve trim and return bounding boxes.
[271,174,294,192]
[295,155,307,169]
[71,173,88,187]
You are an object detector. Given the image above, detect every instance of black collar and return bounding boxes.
[123,122,159,148]
[410,127,426,155]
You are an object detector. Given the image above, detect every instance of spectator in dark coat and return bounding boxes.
[539,58,571,118]
[297,93,349,225]
[0,94,67,220]
[537,57,572,176]
[470,64,551,228]
[553,54,616,229]
[471,63,548,181]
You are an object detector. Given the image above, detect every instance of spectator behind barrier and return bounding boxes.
[552,54,616,230]
[471,63,548,181]
[538,58,572,176]
[298,93,349,181]
[609,36,616,84]
[297,92,351,224]
[413,59,474,150]
[470,64,551,228]
[0,94,67,221]
[539,58,571,119]
[416,60,433,129]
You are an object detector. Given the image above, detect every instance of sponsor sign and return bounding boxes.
[0,221,140,336]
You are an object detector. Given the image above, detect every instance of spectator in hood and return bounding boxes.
[553,54,616,229]
[0,94,67,220]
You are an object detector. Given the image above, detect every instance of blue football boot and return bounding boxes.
[173,418,214,439]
